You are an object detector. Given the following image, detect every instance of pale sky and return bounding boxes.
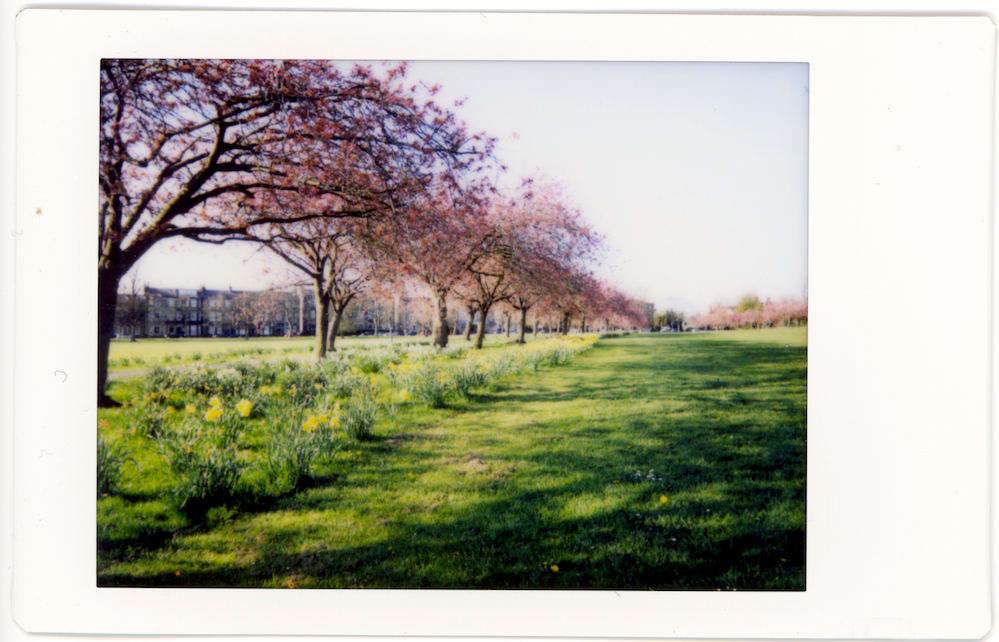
[129,61,808,316]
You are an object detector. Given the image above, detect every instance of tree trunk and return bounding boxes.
[505,313,512,337]
[474,302,493,349]
[432,290,450,348]
[580,314,587,334]
[464,305,475,341]
[516,307,528,344]
[533,309,538,341]
[97,265,122,407]
[326,304,345,352]
[297,288,305,335]
[561,312,571,336]
[313,282,330,360]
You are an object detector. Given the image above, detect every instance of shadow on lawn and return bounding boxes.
[100,473,804,589]
[100,333,805,590]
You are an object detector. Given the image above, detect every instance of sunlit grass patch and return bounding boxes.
[99,330,805,589]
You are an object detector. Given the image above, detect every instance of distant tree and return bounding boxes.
[464,305,478,341]
[734,294,763,313]
[114,273,148,341]
[657,309,685,332]
[502,177,602,343]
[354,181,497,348]
[250,214,370,358]
[229,293,257,338]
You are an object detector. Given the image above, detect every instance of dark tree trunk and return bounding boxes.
[326,305,345,352]
[474,302,493,349]
[97,265,123,407]
[298,288,306,335]
[561,312,571,336]
[580,314,586,334]
[313,282,330,360]
[464,305,475,341]
[432,290,449,349]
[516,307,528,344]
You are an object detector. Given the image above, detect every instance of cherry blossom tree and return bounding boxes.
[248,214,370,358]
[499,177,602,343]
[353,181,497,348]
[98,59,492,405]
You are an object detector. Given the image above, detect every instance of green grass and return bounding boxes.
[98,329,806,590]
[107,334,526,372]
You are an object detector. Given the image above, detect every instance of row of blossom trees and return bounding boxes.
[250,173,649,356]
[100,59,643,406]
[688,298,808,330]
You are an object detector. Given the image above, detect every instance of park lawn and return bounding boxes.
[98,328,806,590]
[107,333,520,372]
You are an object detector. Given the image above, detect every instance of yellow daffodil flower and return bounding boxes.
[236,399,252,417]
[205,407,222,422]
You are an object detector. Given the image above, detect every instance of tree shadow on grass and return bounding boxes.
[99,333,806,590]
[99,468,804,589]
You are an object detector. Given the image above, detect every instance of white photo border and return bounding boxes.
[11,9,993,639]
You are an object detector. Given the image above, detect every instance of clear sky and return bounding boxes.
[130,61,808,316]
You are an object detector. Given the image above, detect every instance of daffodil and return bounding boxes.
[185,404,196,415]
[205,407,222,422]
[550,564,559,572]
[318,414,328,424]
[302,416,320,432]
[210,396,221,408]
[400,390,411,401]
[236,399,252,417]
[659,495,668,504]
